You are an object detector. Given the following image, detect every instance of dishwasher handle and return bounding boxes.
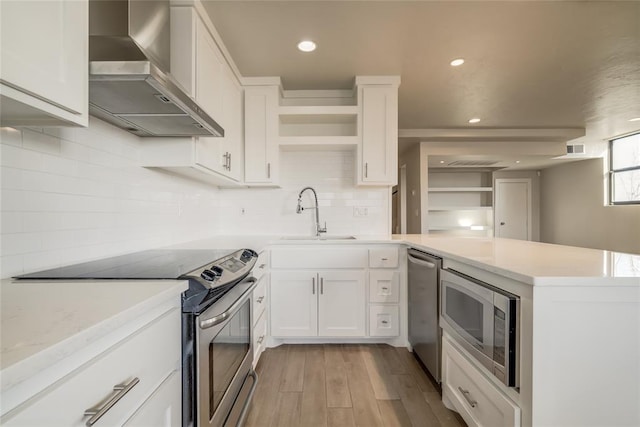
[407,251,438,269]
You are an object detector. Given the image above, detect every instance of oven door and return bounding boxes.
[196,280,257,427]
[441,269,495,369]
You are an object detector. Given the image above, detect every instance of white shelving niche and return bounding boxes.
[277,89,360,151]
[427,168,495,236]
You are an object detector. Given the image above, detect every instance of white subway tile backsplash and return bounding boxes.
[1,120,389,278]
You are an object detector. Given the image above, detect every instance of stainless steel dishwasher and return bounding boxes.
[407,248,442,383]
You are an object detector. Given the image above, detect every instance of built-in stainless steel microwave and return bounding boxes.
[440,269,520,388]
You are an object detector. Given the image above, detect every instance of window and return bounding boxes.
[609,132,640,204]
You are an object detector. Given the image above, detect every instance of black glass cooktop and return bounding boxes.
[14,249,236,280]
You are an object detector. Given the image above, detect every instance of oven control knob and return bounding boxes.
[240,249,257,262]
[201,267,222,282]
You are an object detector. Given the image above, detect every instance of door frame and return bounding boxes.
[494,178,532,240]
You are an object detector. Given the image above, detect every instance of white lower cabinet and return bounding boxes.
[369,305,399,337]
[442,334,521,427]
[270,270,365,337]
[252,269,269,366]
[123,370,181,427]
[2,308,181,427]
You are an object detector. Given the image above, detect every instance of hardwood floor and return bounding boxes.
[245,344,466,427]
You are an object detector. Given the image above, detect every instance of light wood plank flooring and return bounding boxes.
[245,344,466,427]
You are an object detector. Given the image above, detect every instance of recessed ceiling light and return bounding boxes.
[297,40,316,52]
[468,118,481,124]
[629,117,640,122]
[440,160,445,164]
[516,160,521,164]
[450,58,465,67]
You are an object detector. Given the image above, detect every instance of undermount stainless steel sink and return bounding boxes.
[280,235,356,241]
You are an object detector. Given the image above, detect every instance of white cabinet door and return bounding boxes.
[360,85,398,185]
[318,271,365,337]
[270,271,317,337]
[0,0,88,126]
[195,18,223,121]
[244,86,279,184]
[219,66,243,181]
[123,371,181,427]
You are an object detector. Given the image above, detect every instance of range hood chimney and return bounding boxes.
[88,0,224,137]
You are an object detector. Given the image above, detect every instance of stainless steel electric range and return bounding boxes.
[15,248,260,427]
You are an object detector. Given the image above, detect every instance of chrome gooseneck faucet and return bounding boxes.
[296,187,327,237]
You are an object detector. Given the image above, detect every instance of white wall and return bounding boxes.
[0,118,222,278]
[540,158,640,254]
[493,170,541,241]
[216,150,390,236]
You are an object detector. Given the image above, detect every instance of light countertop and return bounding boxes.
[0,279,186,393]
[170,234,640,286]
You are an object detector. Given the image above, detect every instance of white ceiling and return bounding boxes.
[202,1,640,167]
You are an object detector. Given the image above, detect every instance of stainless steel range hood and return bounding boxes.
[88,0,224,137]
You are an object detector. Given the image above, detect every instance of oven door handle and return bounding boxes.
[199,278,257,330]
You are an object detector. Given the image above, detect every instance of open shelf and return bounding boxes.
[279,136,359,150]
[428,187,493,192]
[428,206,493,211]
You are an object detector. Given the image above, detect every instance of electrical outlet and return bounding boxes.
[353,207,368,217]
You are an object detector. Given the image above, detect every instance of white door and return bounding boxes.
[270,271,317,337]
[318,270,365,337]
[494,179,531,240]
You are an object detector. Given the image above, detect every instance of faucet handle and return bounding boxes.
[319,222,327,234]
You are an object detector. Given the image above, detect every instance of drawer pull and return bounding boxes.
[381,257,388,261]
[458,387,477,408]
[257,336,265,344]
[84,377,140,426]
[259,263,266,269]
[381,287,389,290]
[381,320,389,324]
[256,296,264,303]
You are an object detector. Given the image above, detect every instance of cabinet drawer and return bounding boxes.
[253,310,267,364]
[369,305,399,337]
[253,251,269,280]
[271,248,368,269]
[369,271,400,303]
[442,336,520,427]
[369,247,399,268]
[3,308,181,427]
[252,274,268,326]
[123,370,181,427]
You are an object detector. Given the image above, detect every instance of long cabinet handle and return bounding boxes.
[267,162,271,179]
[320,277,324,295]
[312,277,315,294]
[228,153,231,170]
[84,377,140,426]
[458,387,477,408]
[365,162,368,178]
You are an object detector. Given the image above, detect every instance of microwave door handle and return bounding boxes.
[408,254,436,269]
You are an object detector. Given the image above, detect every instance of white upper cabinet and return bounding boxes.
[194,17,224,121]
[0,0,88,127]
[244,83,279,185]
[357,78,400,186]
[142,5,243,186]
